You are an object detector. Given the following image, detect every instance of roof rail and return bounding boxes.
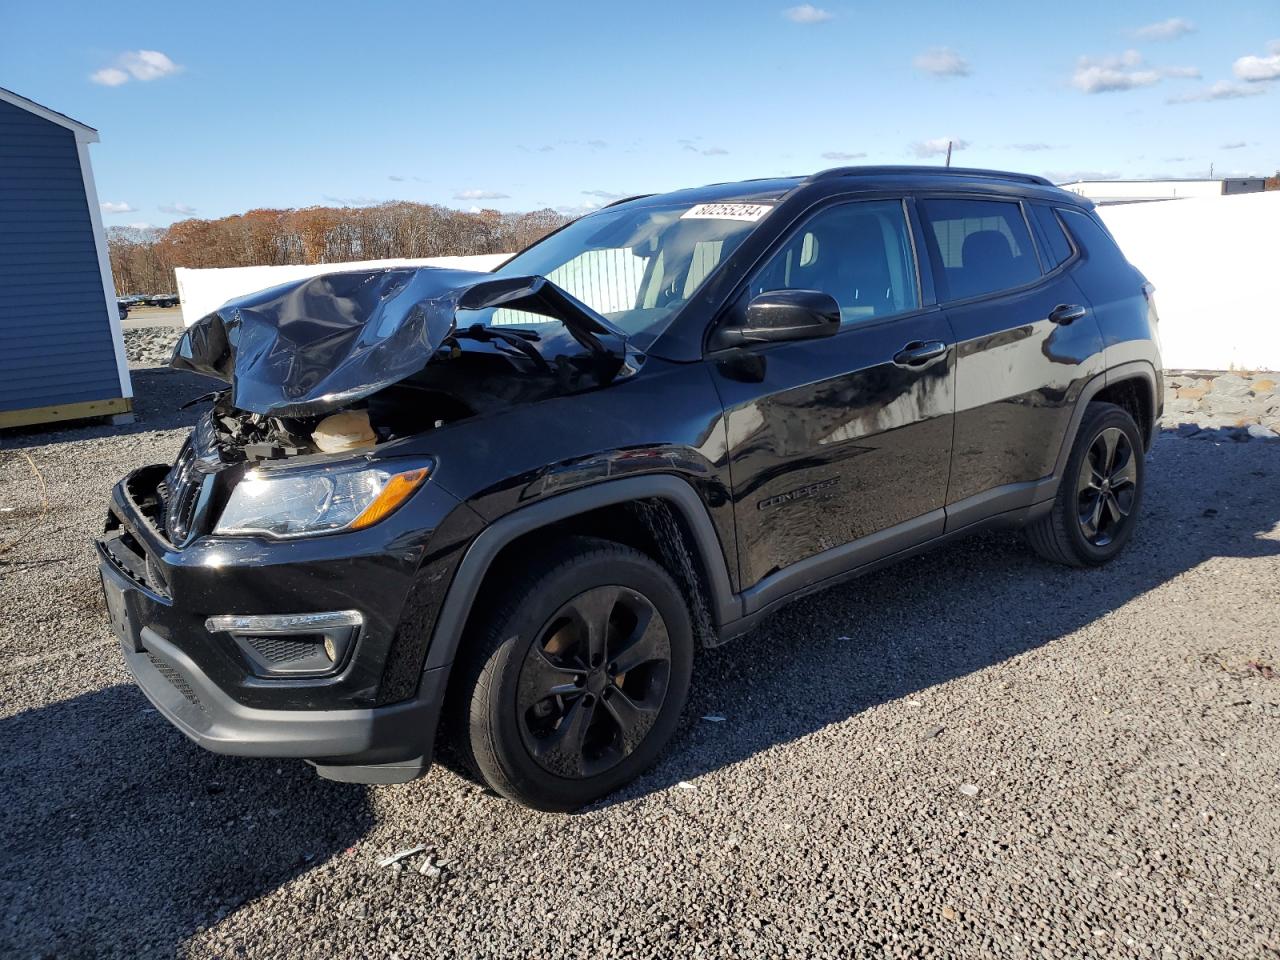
[806,165,1053,187]
[602,193,655,208]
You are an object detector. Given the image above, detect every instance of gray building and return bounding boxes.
[0,87,131,429]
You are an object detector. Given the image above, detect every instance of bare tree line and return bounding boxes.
[106,202,572,295]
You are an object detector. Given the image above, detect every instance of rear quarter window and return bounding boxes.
[1058,208,1142,303]
[1030,204,1074,270]
[918,197,1041,301]
[1058,209,1127,268]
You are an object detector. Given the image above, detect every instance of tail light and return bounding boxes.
[1141,281,1159,323]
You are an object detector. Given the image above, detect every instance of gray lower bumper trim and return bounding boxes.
[124,628,444,767]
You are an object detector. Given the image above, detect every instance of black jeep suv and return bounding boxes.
[98,167,1162,810]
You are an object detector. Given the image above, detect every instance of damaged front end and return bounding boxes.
[96,268,629,770]
[142,266,644,546]
[169,267,641,472]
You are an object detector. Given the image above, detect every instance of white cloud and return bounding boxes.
[100,201,135,214]
[782,4,833,24]
[1071,50,1199,93]
[913,47,970,77]
[90,68,130,87]
[585,139,608,149]
[125,221,155,230]
[1133,18,1196,41]
[821,151,867,160]
[158,202,196,215]
[90,49,181,86]
[1220,141,1248,149]
[1009,143,1054,152]
[1167,81,1267,103]
[1072,51,1158,93]
[911,137,967,158]
[453,189,510,200]
[677,137,727,156]
[121,50,181,81]
[388,175,406,182]
[1233,41,1280,82]
[582,189,626,200]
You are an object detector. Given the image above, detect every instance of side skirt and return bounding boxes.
[717,494,1053,644]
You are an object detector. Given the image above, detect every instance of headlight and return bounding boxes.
[214,461,430,538]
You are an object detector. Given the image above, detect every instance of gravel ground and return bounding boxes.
[1,367,1278,959]
[124,326,185,367]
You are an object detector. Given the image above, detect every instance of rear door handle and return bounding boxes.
[1049,303,1087,325]
[892,340,948,367]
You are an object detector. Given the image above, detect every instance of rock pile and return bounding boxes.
[1163,371,1280,440]
[125,326,183,367]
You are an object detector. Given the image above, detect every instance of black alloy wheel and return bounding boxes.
[516,585,672,779]
[444,536,694,811]
[1076,426,1138,547]
[1025,401,1145,567]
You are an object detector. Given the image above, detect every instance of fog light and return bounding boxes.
[205,611,362,677]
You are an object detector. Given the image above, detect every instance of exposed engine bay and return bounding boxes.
[171,267,642,464]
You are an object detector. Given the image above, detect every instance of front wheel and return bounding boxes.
[446,536,694,811]
[1025,402,1145,567]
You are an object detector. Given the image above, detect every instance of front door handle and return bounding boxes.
[1049,303,1087,325]
[892,340,948,367]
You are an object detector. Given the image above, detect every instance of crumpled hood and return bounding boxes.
[170,267,625,417]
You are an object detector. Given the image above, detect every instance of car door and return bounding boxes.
[914,195,1105,527]
[707,198,956,606]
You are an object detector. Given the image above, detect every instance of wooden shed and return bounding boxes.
[0,87,132,429]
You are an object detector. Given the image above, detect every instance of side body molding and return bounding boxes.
[421,475,740,672]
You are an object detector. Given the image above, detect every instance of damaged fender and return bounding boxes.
[171,268,629,418]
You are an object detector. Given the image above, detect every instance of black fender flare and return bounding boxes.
[1050,360,1160,485]
[420,475,740,672]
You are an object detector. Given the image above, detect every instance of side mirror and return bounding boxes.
[714,289,841,348]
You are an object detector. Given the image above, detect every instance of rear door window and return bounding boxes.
[1030,204,1074,270]
[918,198,1041,301]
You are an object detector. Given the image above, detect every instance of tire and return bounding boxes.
[444,536,694,811]
[1025,401,1145,567]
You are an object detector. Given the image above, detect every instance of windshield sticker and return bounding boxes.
[680,202,774,222]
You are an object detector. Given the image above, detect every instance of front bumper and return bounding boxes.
[97,462,479,782]
[112,592,448,781]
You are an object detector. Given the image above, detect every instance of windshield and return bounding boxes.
[478,200,773,349]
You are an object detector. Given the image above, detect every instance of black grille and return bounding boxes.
[147,655,203,710]
[158,446,203,544]
[245,635,322,664]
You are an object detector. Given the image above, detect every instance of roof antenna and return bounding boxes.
[945,140,953,167]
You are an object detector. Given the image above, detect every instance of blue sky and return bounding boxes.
[4,0,1277,228]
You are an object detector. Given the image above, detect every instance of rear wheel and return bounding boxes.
[1026,402,1145,567]
[446,536,693,811]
